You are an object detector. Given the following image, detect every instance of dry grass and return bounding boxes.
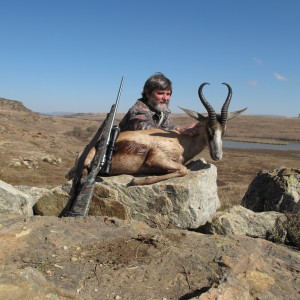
[224,115,300,142]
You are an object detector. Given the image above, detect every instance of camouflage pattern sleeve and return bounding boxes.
[119,99,177,132]
[160,113,177,131]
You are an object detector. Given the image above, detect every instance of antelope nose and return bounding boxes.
[215,151,223,160]
[212,149,223,161]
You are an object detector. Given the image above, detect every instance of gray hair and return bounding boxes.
[142,72,172,99]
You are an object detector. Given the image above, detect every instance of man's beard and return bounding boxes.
[147,101,169,113]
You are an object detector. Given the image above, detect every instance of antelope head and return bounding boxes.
[179,82,247,161]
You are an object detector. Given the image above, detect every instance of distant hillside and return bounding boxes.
[0,97,32,113]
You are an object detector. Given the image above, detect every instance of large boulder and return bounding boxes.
[199,205,288,243]
[242,167,300,213]
[0,180,35,216]
[34,159,220,229]
[24,186,70,217]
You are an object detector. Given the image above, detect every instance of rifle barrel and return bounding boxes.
[66,76,124,217]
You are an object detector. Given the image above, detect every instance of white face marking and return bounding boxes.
[209,127,223,160]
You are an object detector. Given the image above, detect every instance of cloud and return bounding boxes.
[273,72,287,81]
[248,80,258,87]
[253,57,262,64]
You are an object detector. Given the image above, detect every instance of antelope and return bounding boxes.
[66,83,246,185]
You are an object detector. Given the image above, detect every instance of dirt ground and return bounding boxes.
[1,214,300,299]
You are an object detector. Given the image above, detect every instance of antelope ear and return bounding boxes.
[227,108,247,120]
[178,106,207,121]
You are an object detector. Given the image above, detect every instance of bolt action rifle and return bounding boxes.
[66,77,124,217]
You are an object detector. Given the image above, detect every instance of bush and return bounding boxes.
[72,126,83,138]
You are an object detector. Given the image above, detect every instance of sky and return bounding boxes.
[0,0,299,117]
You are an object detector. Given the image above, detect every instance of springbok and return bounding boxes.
[66,83,246,185]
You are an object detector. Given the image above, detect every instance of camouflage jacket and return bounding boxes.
[119,98,176,131]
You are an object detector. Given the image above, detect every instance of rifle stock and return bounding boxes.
[66,77,124,217]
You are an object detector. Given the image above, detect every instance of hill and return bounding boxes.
[0,97,32,112]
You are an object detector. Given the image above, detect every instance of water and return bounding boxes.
[223,141,300,151]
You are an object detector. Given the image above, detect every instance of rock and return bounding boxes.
[0,267,81,300]
[42,155,62,166]
[9,160,22,167]
[9,155,62,169]
[0,180,35,216]
[32,188,70,216]
[286,213,300,249]
[196,276,253,300]
[34,160,220,229]
[9,157,39,169]
[15,185,52,202]
[242,167,300,213]
[0,216,299,300]
[199,205,288,243]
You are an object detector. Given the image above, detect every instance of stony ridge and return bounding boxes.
[0,97,32,112]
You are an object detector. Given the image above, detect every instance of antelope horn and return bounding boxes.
[198,82,217,126]
[220,83,232,127]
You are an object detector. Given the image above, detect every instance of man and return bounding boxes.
[119,72,198,136]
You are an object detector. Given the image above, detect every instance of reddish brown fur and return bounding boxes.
[115,140,148,156]
[66,125,210,185]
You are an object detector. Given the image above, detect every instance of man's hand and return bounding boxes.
[176,123,200,136]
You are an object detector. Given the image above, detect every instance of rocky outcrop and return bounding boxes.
[0,97,32,112]
[34,160,220,229]
[1,160,220,229]
[0,215,299,300]
[242,167,300,213]
[0,180,35,216]
[199,205,288,243]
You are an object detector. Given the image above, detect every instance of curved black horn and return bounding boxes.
[198,83,217,126]
[220,83,232,126]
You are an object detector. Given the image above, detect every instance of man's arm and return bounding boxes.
[119,111,155,131]
[175,123,200,136]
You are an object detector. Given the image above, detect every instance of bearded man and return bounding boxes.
[119,72,198,136]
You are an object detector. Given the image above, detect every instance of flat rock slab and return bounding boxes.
[0,214,299,300]
[89,160,220,229]
[34,160,220,229]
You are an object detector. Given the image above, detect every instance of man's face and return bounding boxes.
[146,89,171,113]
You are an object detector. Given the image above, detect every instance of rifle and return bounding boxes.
[66,77,124,217]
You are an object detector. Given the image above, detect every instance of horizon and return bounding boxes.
[1,0,299,117]
[2,96,298,119]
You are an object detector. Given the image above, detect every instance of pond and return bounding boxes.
[223,141,300,151]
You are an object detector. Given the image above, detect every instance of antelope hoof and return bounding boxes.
[127,178,138,187]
